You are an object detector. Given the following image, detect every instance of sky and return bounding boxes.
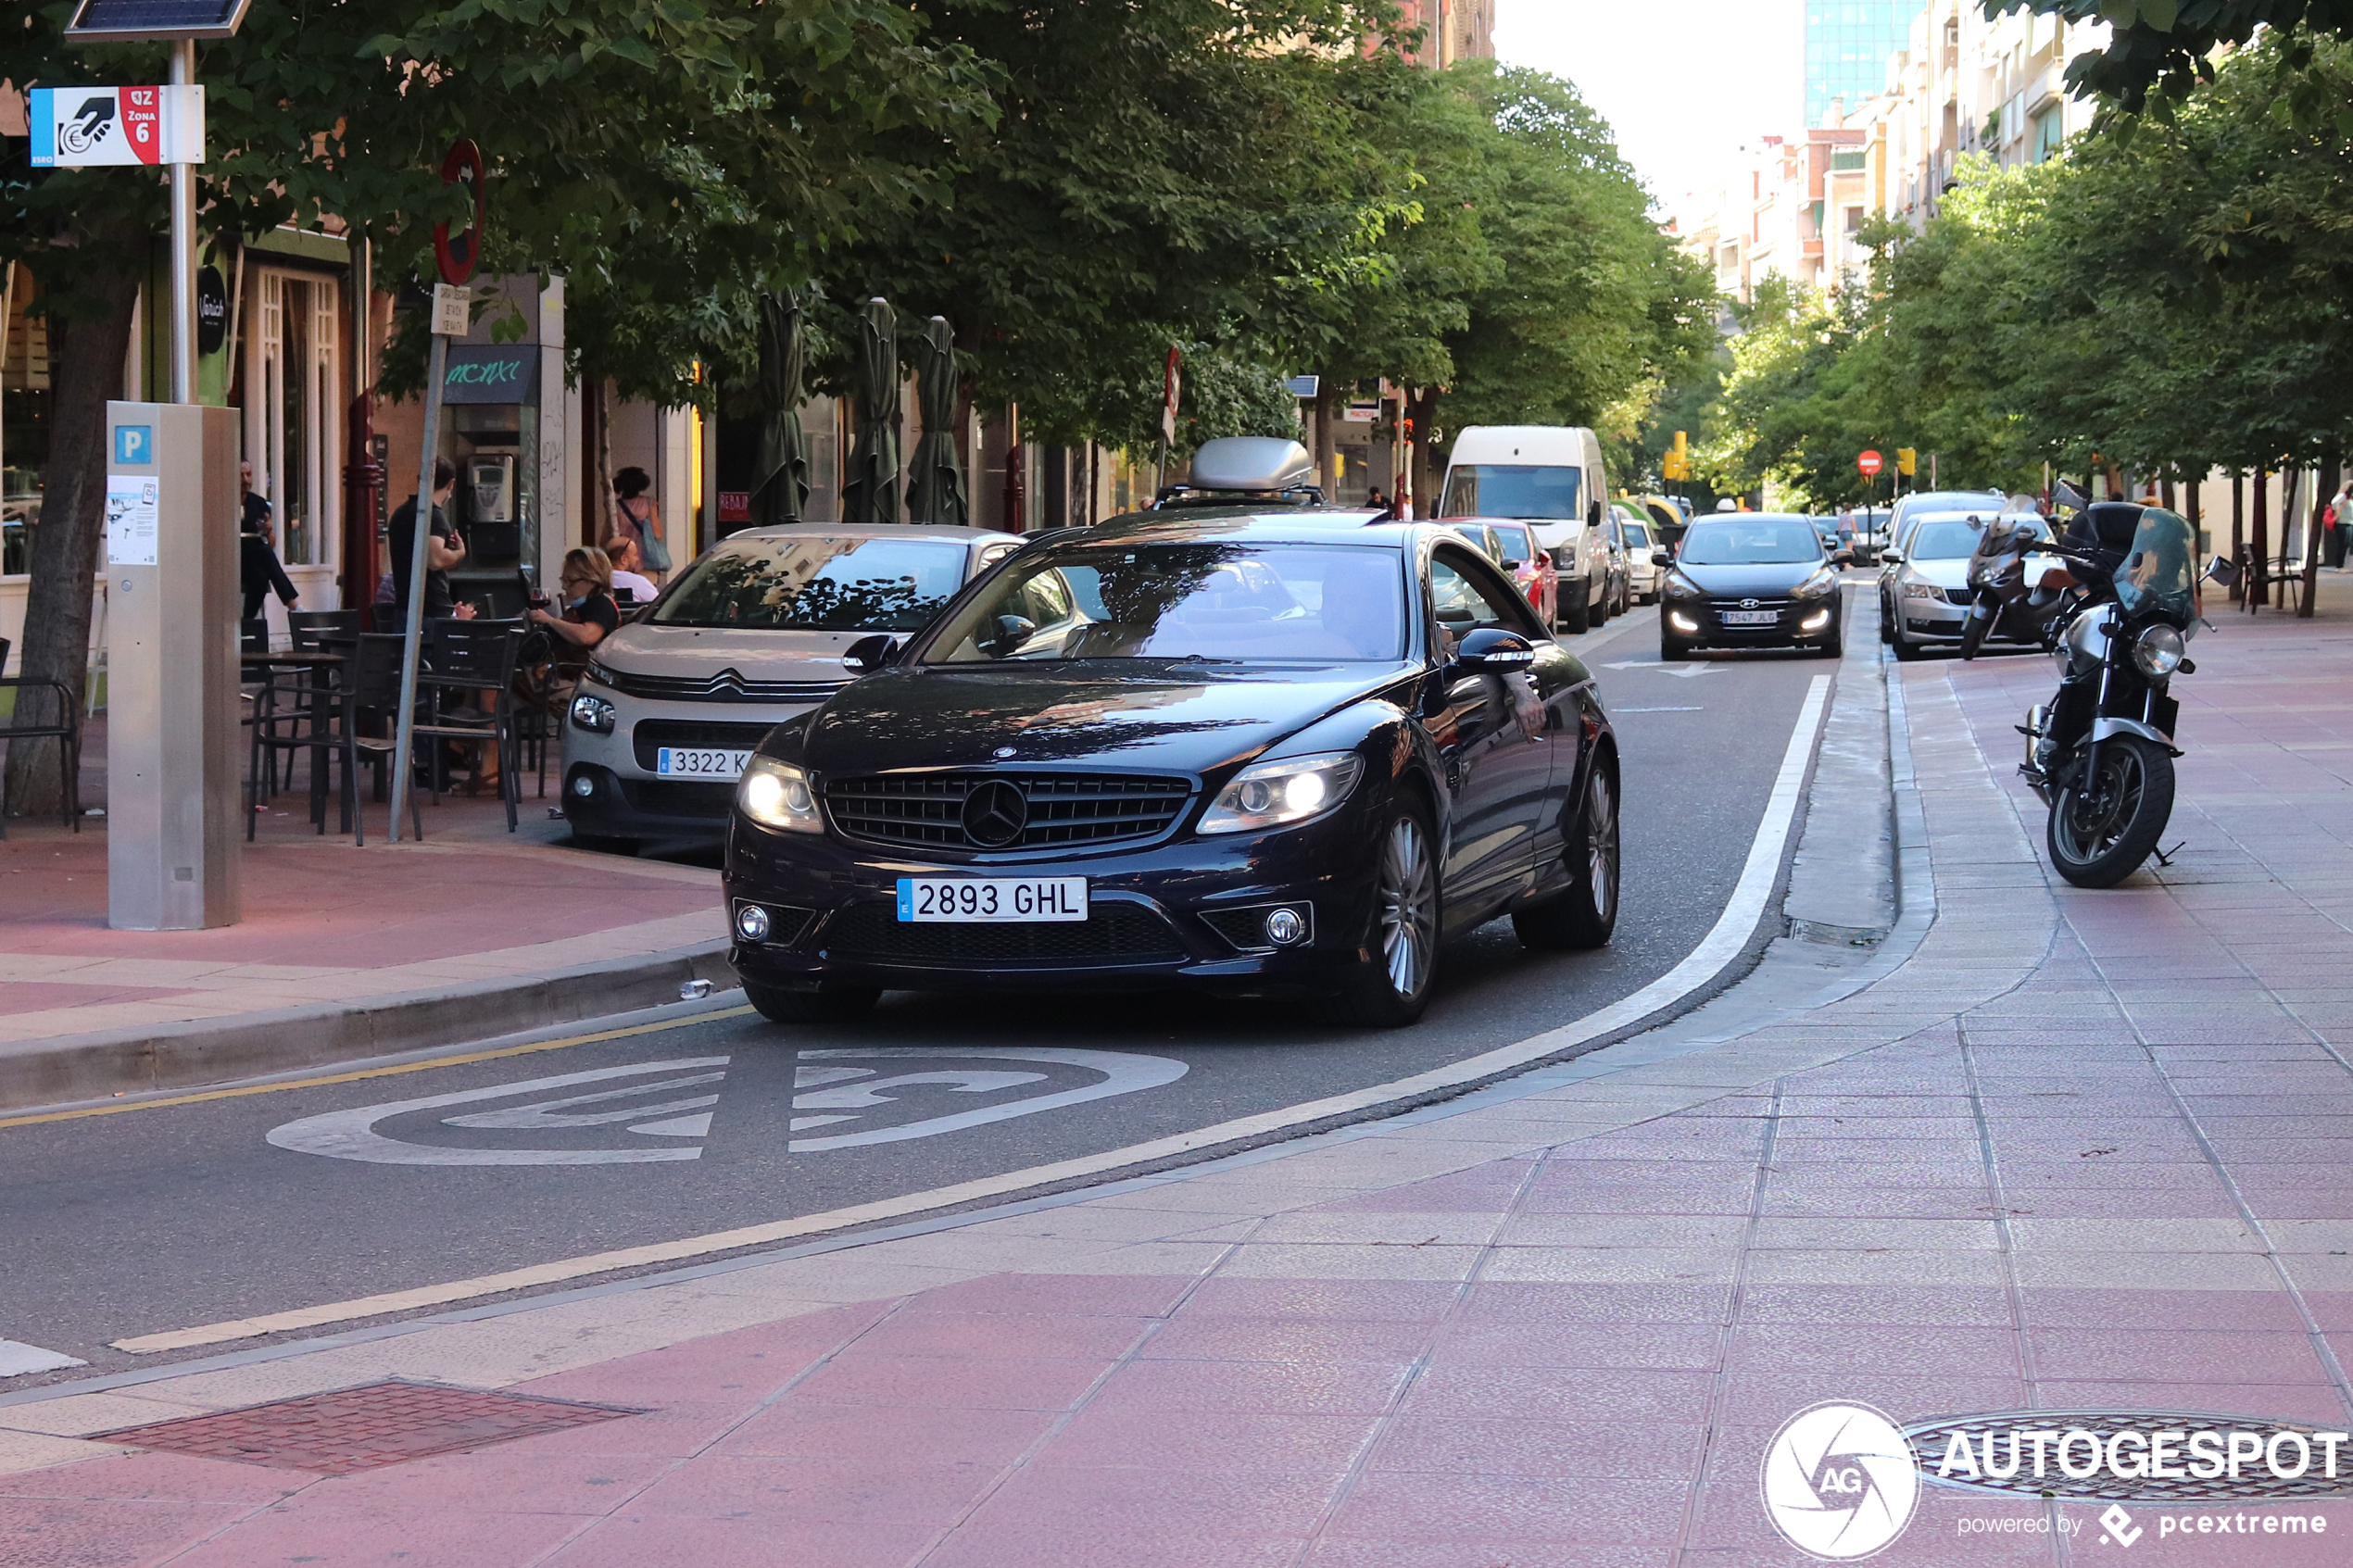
[1492,0,1805,218]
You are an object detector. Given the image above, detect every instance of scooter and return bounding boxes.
[1957,517,2050,659]
[2018,503,2208,887]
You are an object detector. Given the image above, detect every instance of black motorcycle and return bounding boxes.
[1957,516,2048,659]
[2018,504,2205,887]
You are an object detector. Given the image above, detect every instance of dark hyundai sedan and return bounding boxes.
[723,515,1620,1029]
[1655,514,1844,659]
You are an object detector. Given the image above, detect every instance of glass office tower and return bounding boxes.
[1806,0,1912,125]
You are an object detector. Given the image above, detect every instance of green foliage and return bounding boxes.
[1986,0,2353,113]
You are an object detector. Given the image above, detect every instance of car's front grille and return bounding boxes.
[824,771,1193,852]
[615,777,736,819]
[1945,587,1977,606]
[1709,597,1793,613]
[592,665,843,705]
[632,720,778,771]
[821,902,1189,966]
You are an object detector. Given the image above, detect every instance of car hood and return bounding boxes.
[1900,558,1972,589]
[798,663,1412,777]
[1674,561,1827,596]
[592,621,865,682]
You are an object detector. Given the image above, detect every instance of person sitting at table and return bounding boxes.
[599,532,658,605]
[531,547,622,654]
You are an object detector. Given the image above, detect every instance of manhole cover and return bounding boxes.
[95,1380,639,1473]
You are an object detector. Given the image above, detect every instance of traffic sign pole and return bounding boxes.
[168,41,195,402]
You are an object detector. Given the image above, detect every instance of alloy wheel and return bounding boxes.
[1378,815,1438,998]
[1586,768,1619,923]
[2057,745,2145,862]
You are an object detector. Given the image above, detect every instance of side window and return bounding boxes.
[1429,546,1541,644]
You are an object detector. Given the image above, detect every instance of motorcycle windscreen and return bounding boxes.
[2115,507,2197,623]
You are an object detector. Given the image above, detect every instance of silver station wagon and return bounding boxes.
[562,524,1022,850]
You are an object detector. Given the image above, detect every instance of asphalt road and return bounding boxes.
[0,596,1849,1383]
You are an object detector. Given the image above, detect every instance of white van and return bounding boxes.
[1437,426,1614,633]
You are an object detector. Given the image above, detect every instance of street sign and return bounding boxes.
[435,139,487,285]
[1284,374,1319,398]
[1856,449,1884,477]
[1161,345,1182,448]
[28,84,205,166]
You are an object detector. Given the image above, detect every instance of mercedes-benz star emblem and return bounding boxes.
[962,779,1029,847]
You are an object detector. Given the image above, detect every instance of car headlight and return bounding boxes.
[1902,581,1941,599]
[1792,569,1838,599]
[1661,571,1703,599]
[2132,623,2185,679]
[569,695,615,734]
[737,756,822,834]
[1198,752,1364,835]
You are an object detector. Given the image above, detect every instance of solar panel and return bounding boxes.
[64,0,251,41]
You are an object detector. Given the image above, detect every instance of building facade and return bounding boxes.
[1806,0,1915,127]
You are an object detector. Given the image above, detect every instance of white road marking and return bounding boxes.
[264,1059,731,1166]
[1601,659,1719,678]
[787,1049,1188,1152]
[626,1113,712,1138]
[0,1339,86,1377]
[121,679,1831,1355]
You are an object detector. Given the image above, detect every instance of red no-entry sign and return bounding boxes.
[1856,449,1884,477]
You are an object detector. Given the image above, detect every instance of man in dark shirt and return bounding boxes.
[387,458,472,621]
[238,460,299,621]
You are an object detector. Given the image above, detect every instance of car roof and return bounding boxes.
[1038,510,1446,550]
[1686,512,1814,525]
[717,523,1020,544]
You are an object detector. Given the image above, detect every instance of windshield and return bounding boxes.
[1624,522,1649,548]
[1677,519,1822,565]
[2117,507,2197,623]
[925,542,1405,664]
[655,535,969,632]
[1491,523,1534,564]
[1439,464,1582,521]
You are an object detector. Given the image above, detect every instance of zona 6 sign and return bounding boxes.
[29,84,205,167]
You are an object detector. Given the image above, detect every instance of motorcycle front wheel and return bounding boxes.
[1958,607,1990,660]
[2045,735,2174,888]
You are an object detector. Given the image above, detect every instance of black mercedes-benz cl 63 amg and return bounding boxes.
[722,513,1620,1028]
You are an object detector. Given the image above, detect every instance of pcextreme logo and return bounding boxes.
[1761,1401,1921,1560]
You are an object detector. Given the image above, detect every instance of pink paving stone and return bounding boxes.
[709,1401,1056,1465]
[1428,1319,1724,1370]
[1734,1286,2012,1326]
[1302,1543,1677,1568]
[1368,1414,1708,1479]
[963,1462,1341,1538]
[1401,1366,1717,1425]
[1079,1357,1413,1417]
[2017,1288,2309,1333]
[545,1512,942,1568]
[1173,1277,1463,1323]
[293,1449,674,1517]
[1319,1471,1688,1544]
[898,1273,1194,1319]
[0,1449,308,1505]
[853,1309,1152,1362]
[2026,1381,2353,1425]
[0,1496,244,1568]
[623,1454,999,1524]
[2302,1293,2353,1332]
[1311,1165,1537,1213]
[1138,1315,1434,1365]
[1714,1373,2030,1428]
[920,1525,1303,1568]
[160,1502,590,1568]
[2026,1327,2330,1384]
[1723,1323,2020,1374]
[1453,1282,1733,1324]
[1027,1407,1378,1474]
[1760,1186,2007,1219]
[788,1352,1111,1411]
[443,1399,751,1461]
[515,1301,889,1404]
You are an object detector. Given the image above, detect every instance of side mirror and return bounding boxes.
[982,614,1037,659]
[1449,625,1539,675]
[1650,550,1675,569]
[1880,550,1903,564]
[841,633,901,674]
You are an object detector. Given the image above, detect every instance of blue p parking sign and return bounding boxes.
[114,425,154,465]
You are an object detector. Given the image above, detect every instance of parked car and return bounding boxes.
[1442,521,1505,562]
[561,524,1023,851]
[1437,425,1615,633]
[1879,509,2049,660]
[1655,513,1844,659]
[1615,507,1661,603]
[723,514,1621,1028]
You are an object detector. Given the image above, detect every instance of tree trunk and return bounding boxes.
[2230,470,2245,604]
[2303,449,2336,619]
[2251,466,2269,614]
[4,224,145,818]
[1406,387,1441,516]
[1313,382,1338,496]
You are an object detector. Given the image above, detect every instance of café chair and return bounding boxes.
[0,635,82,838]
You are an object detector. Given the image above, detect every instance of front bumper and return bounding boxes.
[723,802,1384,997]
[560,681,826,841]
[1663,596,1841,646]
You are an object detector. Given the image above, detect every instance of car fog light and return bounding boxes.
[1264,907,1308,947]
[1667,611,1699,633]
[1801,609,1831,631]
[736,904,772,942]
[571,775,596,797]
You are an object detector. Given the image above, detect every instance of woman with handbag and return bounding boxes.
[612,467,673,583]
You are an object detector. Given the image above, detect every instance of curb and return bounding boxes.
[0,941,736,1113]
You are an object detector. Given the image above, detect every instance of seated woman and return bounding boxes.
[518,547,622,724]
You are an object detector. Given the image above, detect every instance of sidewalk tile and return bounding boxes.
[1319,1472,1687,1544]
[790,1353,1112,1411]
[1029,1408,1376,1474]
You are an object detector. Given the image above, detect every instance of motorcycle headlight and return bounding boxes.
[2132,623,2186,679]
[1792,569,1838,599]
[1661,571,1703,599]
[737,756,822,834]
[1199,752,1364,835]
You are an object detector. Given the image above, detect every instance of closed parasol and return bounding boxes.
[905,316,968,525]
[840,296,901,525]
[749,291,809,526]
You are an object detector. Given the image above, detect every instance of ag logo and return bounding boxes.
[1761,1401,1919,1560]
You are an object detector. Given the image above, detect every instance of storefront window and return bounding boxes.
[2,264,48,576]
